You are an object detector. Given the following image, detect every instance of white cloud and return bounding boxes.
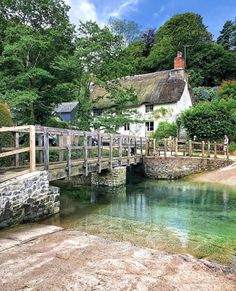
[109,0,141,18]
[65,0,141,26]
[65,0,98,24]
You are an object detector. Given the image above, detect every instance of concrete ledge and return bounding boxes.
[0,224,63,252]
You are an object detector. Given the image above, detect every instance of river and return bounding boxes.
[43,175,236,267]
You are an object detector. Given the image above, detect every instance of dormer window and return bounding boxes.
[145,104,154,113]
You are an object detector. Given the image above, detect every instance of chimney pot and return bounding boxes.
[174,51,185,69]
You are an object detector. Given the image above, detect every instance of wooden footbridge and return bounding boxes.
[0,125,230,183]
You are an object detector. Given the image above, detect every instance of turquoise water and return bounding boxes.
[43,176,236,267]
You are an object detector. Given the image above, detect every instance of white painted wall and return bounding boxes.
[118,82,192,137]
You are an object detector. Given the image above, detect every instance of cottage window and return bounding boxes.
[124,123,130,131]
[145,104,154,113]
[146,121,154,132]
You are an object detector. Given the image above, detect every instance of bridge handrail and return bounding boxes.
[0,125,147,179]
[146,138,229,159]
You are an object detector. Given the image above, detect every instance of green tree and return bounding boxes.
[153,121,177,139]
[145,13,212,72]
[0,0,70,28]
[108,17,141,44]
[0,23,76,124]
[179,98,236,141]
[188,42,236,86]
[76,21,140,132]
[92,80,140,133]
[76,21,133,81]
[217,19,236,51]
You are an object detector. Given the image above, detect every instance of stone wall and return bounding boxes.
[0,171,60,229]
[91,167,127,187]
[143,157,233,180]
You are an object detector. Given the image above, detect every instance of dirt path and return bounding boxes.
[193,162,236,186]
[0,229,235,291]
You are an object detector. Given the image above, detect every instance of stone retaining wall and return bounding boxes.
[91,167,127,187]
[0,171,60,229]
[144,157,233,180]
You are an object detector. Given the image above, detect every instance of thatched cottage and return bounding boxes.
[91,51,193,137]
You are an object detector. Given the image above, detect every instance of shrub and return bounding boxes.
[153,121,177,139]
[229,142,236,154]
[0,102,14,148]
[179,98,236,141]
[217,80,236,100]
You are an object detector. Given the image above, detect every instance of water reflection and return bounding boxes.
[43,178,236,267]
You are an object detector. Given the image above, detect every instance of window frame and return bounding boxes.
[145,104,154,113]
[145,121,154,132]
[124,123,130,131]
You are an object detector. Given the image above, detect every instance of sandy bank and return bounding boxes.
[0,228,235,291]
[193,162,236,187]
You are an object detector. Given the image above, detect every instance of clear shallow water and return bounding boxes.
[43,176,236,267]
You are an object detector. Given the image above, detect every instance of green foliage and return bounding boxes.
[152,107,173,121]
[153,122,177,139]
[0,0,70,28]
[0,102,14,166]
[217,81,236,99]
[188,42,236,86]
[92,81,141,132]
[0,17,76,124]
[217,20,236,51]
[125,13,235,87]
[180,98,236,141]
[228,142,236,154]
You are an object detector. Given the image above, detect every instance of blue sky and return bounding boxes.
[65,0,236,38]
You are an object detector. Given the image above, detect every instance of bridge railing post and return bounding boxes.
[97,132,102,173]
[66,130,72,176]
[201,141,205,158]
[43,127,49,171]
[59,133,64,161]
[29,125,36,172]
[214,142,217,159]
[207,141,211,158]
[118,136,122,165]
[140,137,143,157]
[15,132,19,167]
[175,138,178,157]
[189,140,192,157]
[164,138,167,158]
[109,134,113,170]
[84,132,88,176]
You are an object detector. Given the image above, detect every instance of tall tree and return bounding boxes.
[0,0,77,124]
[0,0,70,28]
[108,17,141,45]
[217,19,236,51]
[75,21,140,132]
[145,13,212,72]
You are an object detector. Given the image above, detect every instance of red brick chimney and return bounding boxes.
[174,51,185,69]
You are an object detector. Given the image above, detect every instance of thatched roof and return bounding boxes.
[90,69,187,109]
